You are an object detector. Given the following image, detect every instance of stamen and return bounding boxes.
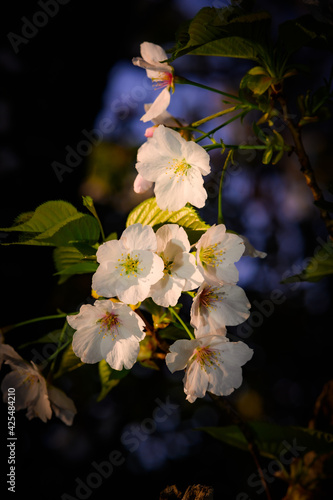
[116,253,142,278]
[97,312,120,340]
[191,346,220,372]
[200,243,225,268]
[151,71,173,90]
[199,286,219,311]
[166,157,192,181]
[160,252,173,276]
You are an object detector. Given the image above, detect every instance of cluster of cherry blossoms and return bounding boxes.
[69,220,254,403]
[0,41,263,423]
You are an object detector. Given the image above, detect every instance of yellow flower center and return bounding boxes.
[116,253,142,278]
[160,252,173,276]
[198,286,220,311]
[166,158,192,181]
[199,243,224,268]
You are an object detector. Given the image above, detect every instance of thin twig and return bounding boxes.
[278,95,333,239]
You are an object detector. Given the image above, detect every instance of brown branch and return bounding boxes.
[278,95,333,239]
[208,393,273,500]
[134,308,170,353]
[160,484,214,500]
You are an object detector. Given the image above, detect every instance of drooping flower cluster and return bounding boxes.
[0,41,265,419]
[66,40,261,402]
[0,344,76,425]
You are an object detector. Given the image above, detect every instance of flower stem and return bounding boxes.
[1,313,68,336]
[195,112,245,143]
[204,143,267,152]
[49,339,71,361]
[82,195,106,242]
[176,76,243,102]
[191,107,237,128]
[47,321,70,380]
[168,307,195,340]
[218,150,234,225]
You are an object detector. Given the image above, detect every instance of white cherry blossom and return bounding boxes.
[67,300,146,371]
[135,125,211,211]
[195,224,245,285]
[132,42,174,122]
[0,344,76,424]
[149,224,204,307]
[190,282,251,336]
[133,108,189,195]
[92,223,164,305]
[166,335,253,403]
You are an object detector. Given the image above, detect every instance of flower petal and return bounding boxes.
[48,385,77,426]
[156,224,190,254]
[120,223,157,252]
[150,274,184,307]
[140,42,169,67]
[182,140,211,176]
[72,326,103,364]
[141,88,171,123]
[165,338,200,373]
[183,361,209,402]
[133,173,153,194]
[105,338,140,370]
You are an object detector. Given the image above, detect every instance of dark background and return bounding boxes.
[0,1,333,499]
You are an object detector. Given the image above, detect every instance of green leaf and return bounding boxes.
[54,261,98,278]
[19,329,63,348]
[247,66,268,76]
[272,149,284,165]
[200,422,333,462]
[53,246,98,284]
[158,325,189,341]
[1,200,100,247]
[54,343,84,379]
[12,211,35,226]
[262,145,274,164]
[97,360,129,402]
[105,232,117,241]
[71,242,98,256]
[1,200,80,233]
[169,7,271,62]
[278,14,333,57]
[240,73,273,95]
[126,197,209,245]
[282,240,333,283]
